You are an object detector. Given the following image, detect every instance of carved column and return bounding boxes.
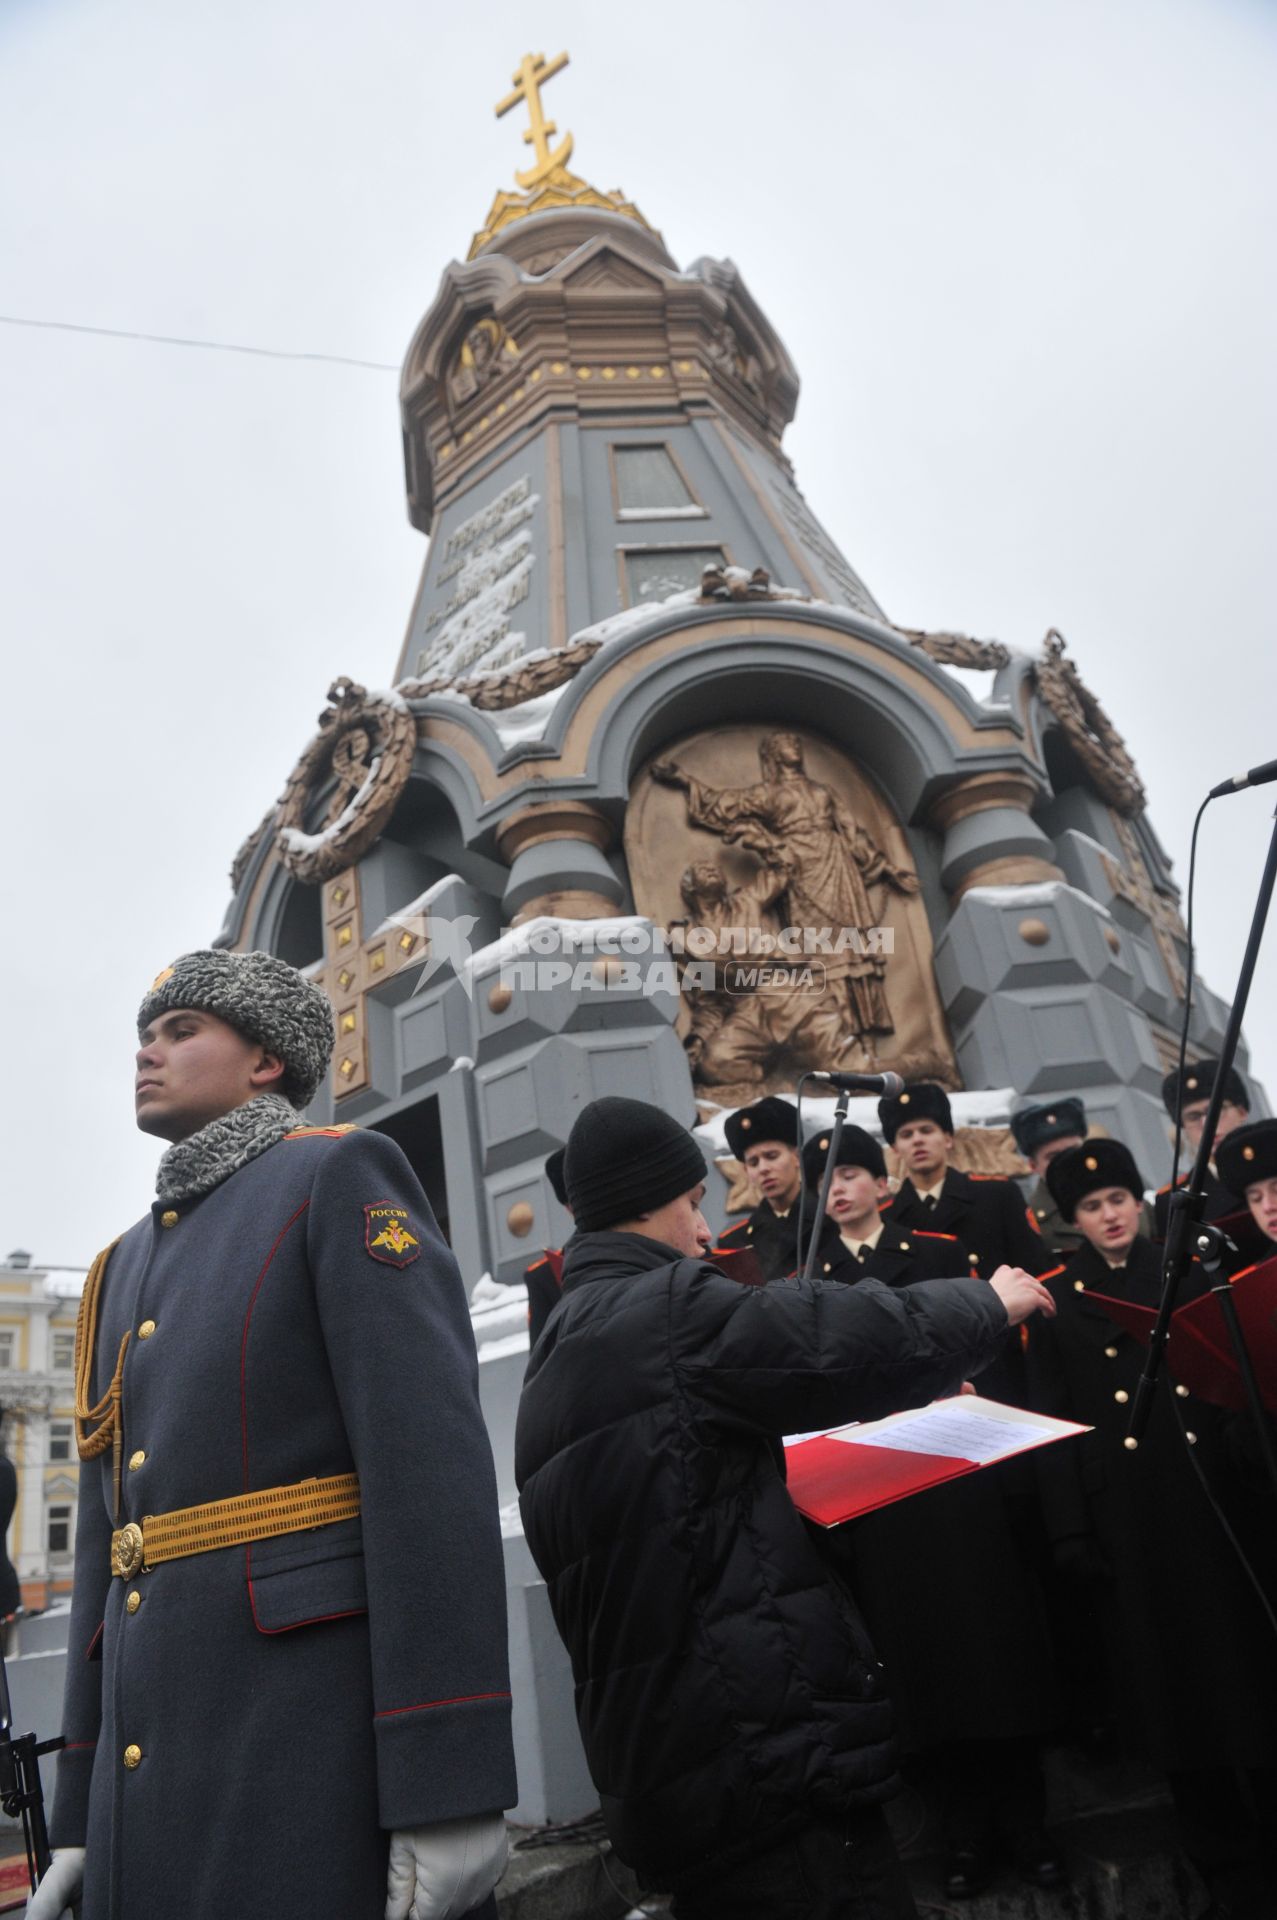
[495,800,625,924]
[929,772,1064,900]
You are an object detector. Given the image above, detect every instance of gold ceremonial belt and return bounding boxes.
[109,1473,361,1580]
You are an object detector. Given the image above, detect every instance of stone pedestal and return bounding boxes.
[496,802,624,924]
[930,772,1064,899]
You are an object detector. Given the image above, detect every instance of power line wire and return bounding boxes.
[0,311,397,373]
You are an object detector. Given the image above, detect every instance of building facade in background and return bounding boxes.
[0,1251,83,1611]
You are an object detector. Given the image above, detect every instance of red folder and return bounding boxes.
[1156,1203,1270,1270]
[1087,1254,1277,1415]
[785,1434,975,1524]
[541,1247,564,1287]
[710,1245,769,1288]
[783,1396,1088,1527]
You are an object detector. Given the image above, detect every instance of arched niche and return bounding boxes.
[623,719,958,1104]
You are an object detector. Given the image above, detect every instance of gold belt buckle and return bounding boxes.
[111,1521,145,1580]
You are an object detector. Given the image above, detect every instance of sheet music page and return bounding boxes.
[833,1401,1063,1463]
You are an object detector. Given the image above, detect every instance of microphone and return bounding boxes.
[806,1069,906,1097]
[1208,755,1277,800]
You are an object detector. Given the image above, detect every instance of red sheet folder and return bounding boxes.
[1087,1254,1277,1415]
[783,1396,1089,1528]
[710,1244,769,1288]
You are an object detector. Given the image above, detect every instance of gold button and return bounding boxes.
[1105,1346,1117,1358]
[138,1320,156,1340]
[968,1253,979,1265]
[823,1262,832,1273]
[126,1590,141,1615]
[1186,1431,1197,1445]
[1175,1383,1189,1398]
[1114,1390,1129,1404]
[1074,1280,1085,1292]
[123,1744,142,1770]
[160,1210,179,1229]
[129,1450,146,1471]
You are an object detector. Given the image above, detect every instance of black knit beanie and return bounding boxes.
[564,1097,708,1232]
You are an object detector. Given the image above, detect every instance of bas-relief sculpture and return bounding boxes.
[628,727,957,1105]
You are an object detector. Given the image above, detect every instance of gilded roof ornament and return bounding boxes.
[468,51,653,259]
[495,51,575,189]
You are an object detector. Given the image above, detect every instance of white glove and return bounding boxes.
[25,1847,84,1920]
[385,1812,508,1920]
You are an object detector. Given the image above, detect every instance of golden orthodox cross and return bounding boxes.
[495,51,574,188]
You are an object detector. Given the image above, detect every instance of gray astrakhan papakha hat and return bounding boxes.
[138,950,335,1108]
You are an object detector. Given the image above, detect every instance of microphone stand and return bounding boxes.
[0,1622,64,1892]
[1128,800,1277,1517]
[799,1079,853,1282]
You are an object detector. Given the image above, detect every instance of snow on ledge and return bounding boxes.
[962,881,1113,918]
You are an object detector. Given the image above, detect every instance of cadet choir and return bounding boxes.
[522,1056,1277,1908]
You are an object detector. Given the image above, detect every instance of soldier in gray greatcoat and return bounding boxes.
[31,950,515,1920]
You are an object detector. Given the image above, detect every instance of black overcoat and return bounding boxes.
[716,1198,801,1281]
[888,1168,1048,1402]
[1152,1166,1235,1239]
[815,1228,1058,1752]
[1024,1234,1277,1771]
[515,1230,1009,1884]
[50,1126,516,1920]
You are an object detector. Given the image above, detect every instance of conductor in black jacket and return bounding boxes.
[516,1096,1057,1920]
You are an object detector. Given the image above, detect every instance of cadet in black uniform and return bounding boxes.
[884,1084,1047,1276]
[1028,1139,1277,1919]
[717,1096,803,1280]
[1218,1119,1277,1251]
[1012,1099,1155,1257]
[801,1125,960,1286]
[805,1125,1065,1898]
[1154,1057,1252,1235]
[1010,1100,1088,1257]
[883,1083,1047,1404]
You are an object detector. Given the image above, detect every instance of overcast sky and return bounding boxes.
[2,0,1274,1267]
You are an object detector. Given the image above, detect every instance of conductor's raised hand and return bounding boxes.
[988,1265,1057,1325]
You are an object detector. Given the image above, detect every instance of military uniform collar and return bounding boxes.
[153,1093,302,1206]
[840,1219,885,1258]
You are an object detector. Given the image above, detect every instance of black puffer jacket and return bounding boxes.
[515,1230,1008,1881]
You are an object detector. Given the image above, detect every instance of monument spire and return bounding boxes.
[495,51,574,188]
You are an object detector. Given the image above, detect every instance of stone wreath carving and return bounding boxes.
[398,637,603,712]
[896,626,1012,670]
[699,562,803,603]
[230,804,278,891]
[1033,628,1146,816]
[274,677,417,884]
